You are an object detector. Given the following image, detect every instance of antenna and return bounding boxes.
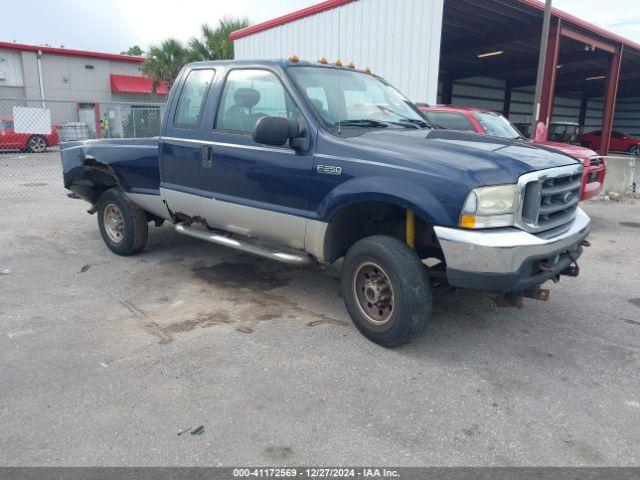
[337,5,342,134]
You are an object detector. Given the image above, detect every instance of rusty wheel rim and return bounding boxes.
[352,261,395,326]
[103,203,124,244]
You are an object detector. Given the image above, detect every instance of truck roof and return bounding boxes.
[184,58,373,73]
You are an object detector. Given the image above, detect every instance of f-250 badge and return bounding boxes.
[317,164,342,175]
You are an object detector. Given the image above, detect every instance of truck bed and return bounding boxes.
[61,138,161,203]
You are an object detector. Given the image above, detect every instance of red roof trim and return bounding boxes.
[518,0,640,52]
[0,41,145,63]
[110,74,169,95]
[229,0,356,40]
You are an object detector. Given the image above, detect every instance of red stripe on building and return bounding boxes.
[229,0,356,40]
[0,41,145,63]
[519,0,640,51]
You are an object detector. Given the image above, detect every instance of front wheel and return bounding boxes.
[629,145,640,157]
[27,135,47,153]
[341,235,432,347]
[96,189,148,256]
[581,141,593,149]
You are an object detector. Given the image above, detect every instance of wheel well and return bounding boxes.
[323,201,442,263]
[71,158,120,204]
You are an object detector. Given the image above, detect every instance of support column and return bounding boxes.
[441,77,453,105]
[535,20,562,138]
[503,81,512,118]
[600,45,623,155]
[578,93,589,131]
[94,103,102,139]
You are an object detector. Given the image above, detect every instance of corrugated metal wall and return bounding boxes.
[437,78,637,137]
[233,0,444,104]
[234,0,638,137]
[615,98,640,136]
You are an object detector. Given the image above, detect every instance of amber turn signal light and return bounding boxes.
[459,215,476,229]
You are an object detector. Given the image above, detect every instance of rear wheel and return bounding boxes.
[27,135,47,153]
[341,235,432,347]
[581,141,593,149]
[628,145,640,157]
[97,189,148,256]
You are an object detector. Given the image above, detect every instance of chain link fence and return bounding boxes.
[0,97,166,204]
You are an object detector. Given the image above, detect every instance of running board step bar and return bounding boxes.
[175,223,314,266]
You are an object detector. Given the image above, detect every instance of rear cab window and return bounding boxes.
[425,111,476,132]
[173,69,216,129]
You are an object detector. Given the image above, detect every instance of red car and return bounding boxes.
[418,106,606,200]
[0,118,60,153]
[578,130,640,157]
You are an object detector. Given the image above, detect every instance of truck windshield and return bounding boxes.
[472,112,522,140]
[287,66,427,129]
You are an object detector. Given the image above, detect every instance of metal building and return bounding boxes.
[0,42,168,104]
[231,0,640,156]
[232,0,444,105]
[0,42,168,138]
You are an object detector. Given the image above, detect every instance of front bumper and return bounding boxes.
[434,208,591,292]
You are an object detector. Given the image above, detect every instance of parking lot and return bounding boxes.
[1,151,639,466]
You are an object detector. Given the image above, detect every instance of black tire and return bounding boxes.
[341,235,432,347]
[27,135,47,153]
[96,188,148,256]
[628,145,640,157]
[581,141,593,149]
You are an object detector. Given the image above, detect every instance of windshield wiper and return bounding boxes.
[374,105,431,129]
[395,118,431,129]
[337,119,389,128]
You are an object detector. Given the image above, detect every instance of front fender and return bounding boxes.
[317,176,460,226]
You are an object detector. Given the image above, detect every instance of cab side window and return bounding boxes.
[216,69,300,134]
[173,69,215,129]
[425,111,476,132]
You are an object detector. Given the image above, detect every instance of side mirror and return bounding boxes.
[253,116,300,147]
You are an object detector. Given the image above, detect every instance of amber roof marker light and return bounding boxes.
[334,59,342,67]
[347,61,356,69]
[318,56,328,64]
[289,54,299,62]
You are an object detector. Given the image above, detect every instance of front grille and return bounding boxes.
[520,168,582,232]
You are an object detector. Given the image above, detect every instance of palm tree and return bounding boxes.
[141,39,189,93]
[121,45,144,56]
[188,16,250,61]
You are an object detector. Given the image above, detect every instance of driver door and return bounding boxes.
[199,68,314,250]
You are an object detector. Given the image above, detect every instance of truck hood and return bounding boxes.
[345,128,580,185]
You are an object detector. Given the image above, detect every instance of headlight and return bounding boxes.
[460,185,519,229]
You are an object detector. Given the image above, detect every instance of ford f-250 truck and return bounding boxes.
[61,59,591,347]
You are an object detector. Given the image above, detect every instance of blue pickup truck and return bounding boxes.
[61,59,591,346]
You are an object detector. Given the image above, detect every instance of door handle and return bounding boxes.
[201,145,213,168]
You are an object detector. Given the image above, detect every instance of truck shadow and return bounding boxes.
[144,225,538,353]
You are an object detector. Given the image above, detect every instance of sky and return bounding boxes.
[0,0,639,54]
